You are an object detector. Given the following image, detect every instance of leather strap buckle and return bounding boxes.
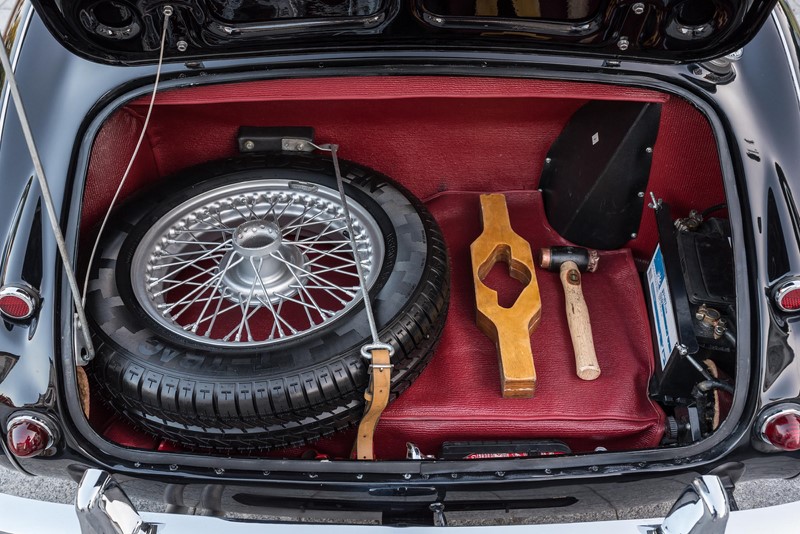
[354,347,392,460]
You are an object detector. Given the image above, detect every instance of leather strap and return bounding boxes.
[76,366,91,418]
[355,348,392,460]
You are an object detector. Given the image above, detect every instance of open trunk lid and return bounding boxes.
[29,0,777,64]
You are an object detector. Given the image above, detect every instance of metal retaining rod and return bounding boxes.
[0,7,173,364]
[310,142,393,359]
[0,28,96,360]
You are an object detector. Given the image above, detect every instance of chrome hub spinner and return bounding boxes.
[219,221,308,305]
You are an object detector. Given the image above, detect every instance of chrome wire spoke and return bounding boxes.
[161,262,237,317]
[152,253,227,270]
[186,252,238,333]
[152,258,230,297]
[148,240,232,287]
[279,204,318,232]
[270,253,356,300]
[269,299,284,339]
[131,179,384,348]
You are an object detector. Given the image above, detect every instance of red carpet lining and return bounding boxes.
[83,76,718,457]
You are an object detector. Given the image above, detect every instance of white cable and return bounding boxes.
[81,6,173,306]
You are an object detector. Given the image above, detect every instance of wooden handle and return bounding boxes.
[559,261,601,381]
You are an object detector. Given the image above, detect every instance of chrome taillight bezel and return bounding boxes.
[755,404,800,451]
[773,279,800,313]
[0,284,38,320]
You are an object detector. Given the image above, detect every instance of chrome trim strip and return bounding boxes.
[772,8,800,117]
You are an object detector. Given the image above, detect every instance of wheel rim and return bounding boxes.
[130,178,385,348]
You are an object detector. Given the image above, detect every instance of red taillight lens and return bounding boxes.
[6,418,52,458]
[778,290,800,311]
[762,412,800,451]
[775,281,800,312]
[0,295,30,318]
[0,286,36,320]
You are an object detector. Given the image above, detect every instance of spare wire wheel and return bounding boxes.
[86,154,449,449]
[130,180,384,348]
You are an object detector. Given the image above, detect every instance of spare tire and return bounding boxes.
[86,153,449,450]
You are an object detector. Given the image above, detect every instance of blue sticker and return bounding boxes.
[647,245,678,369]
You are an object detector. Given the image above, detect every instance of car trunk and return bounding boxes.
[77,75,733,462]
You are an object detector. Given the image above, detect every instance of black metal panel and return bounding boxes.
[677,218,735,308]
[27,0,778,65]
[646,202,703,400]
[539,100,661,250]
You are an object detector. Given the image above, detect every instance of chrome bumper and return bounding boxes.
[0,470,793,533]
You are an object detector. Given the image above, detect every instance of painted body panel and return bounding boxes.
[0,0,799,522]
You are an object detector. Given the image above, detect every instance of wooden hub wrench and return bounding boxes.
[539,246,601,381]
[471,194,541,398]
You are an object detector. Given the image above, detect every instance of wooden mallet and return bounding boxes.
[539,246,601,381]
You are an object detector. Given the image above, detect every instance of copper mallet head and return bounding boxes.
[538,246,601,381]
[538,246,599,273]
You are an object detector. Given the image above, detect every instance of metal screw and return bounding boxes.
[403,473,412,480]
[169,464,178,471]
[495,471,505,477]
[648,192,663,209]
[638,191,645,198]
[134,462,141,468]
[544,468,552,474]
[590,466,599,472]
[432,16,444,24]
[630,233,638,239]
[451,473,458,479]
[545,157,552,164]
[177,40,188,52]
[356,474,363,480]
[677,344,689,356]
[645,147,653,154]
[632,2,645,15]
[243,140,255,151]
[214,467,224,475]
[163,5,174,16]
[263,471,270,476]
[617,37,630,51]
